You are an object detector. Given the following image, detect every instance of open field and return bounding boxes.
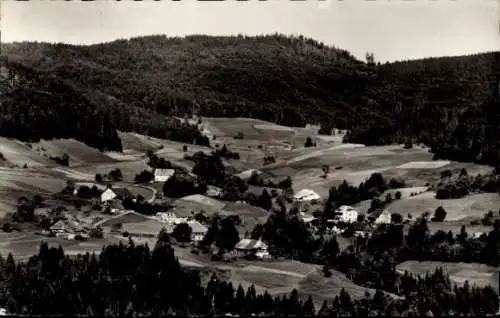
[33,139,117,167]
[173,195,227,217]
[388,192,500,221]
[0,137,55,167]
[396,261,499,289]
[72,160,151,182]
[0,231,124,261]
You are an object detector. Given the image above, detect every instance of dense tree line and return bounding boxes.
[0,58,122,151]
[434,168,500,199]
[0,240,325,316]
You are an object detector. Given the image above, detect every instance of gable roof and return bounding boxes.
[112,187,133,198]
[187,220,208,233]
[235,239,268,251]
[294,189,320,201]
[154,169,175,177]
[50,219,84,233]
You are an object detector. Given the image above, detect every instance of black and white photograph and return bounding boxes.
[0,0,499,316]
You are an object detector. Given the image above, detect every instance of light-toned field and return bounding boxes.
[254,124,295,133]
[72,160,151,182]
[396,261,499,289]
[33,139,117,167]
[97,211,155,227]
[0,231,124,261]
[173,195,227,217]
[397,160,451,169]
[0,138,55,167]
[388,192,500,221]
[118,131,164,153]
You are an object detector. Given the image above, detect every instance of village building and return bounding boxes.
[100,187,133,203]
[49,219,88,240]
[369,208,392,225]
[206,185,223,198]
[293,189,321,211]
[187,220,208,242]
[234,239,270,259]
[155,211,187,225]
[299,212,315,223]
[333,205,359,223]
[154,169,175,183]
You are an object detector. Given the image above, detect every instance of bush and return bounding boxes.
[395,191,402,200]
[1,222,12,233]
[263,156,276,165]
[385,193,393,204]
[109,168,123,182]
[135,170,154,183]
[391,213,403,224]
[89,226,104,238]
[95,173,103,183]
[441,170,453,179]
[389,178,406,189]
[182,145,188,152]
[304,137,314,148]
[50,153,70,166]
[432,206,447,222]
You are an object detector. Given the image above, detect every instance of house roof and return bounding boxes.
[235,239,268,251]
[294,189,320,201]
[369,208,390,220]
[50,219,84,233]
[112,187,134,198]
[335,205,357,213]
[154,169,175,177]
[187,220,208,233]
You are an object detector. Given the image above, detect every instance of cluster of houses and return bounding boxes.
[293,188,393,237]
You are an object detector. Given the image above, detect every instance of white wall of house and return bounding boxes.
[191,232,206,242]
[375,213,391,224]
[339,210,358,223]
[101,189,117,202]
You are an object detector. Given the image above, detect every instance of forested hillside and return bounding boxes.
[1,35,499,164]
[0,58,123,151]
[341,53,500,166]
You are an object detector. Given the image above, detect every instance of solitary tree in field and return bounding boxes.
[432,206,447,222]
[304,137,314,148]
[322,165,330,179]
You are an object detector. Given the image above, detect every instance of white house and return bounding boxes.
[155,212,187,225]
[374,209,392,225]
[334,205,358,223]
[294,189,321,202]
[154,169,175,182]
[187,220,208,242]
[206,185,223,198]
[101,188,117,202]
[294,189,321,211]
